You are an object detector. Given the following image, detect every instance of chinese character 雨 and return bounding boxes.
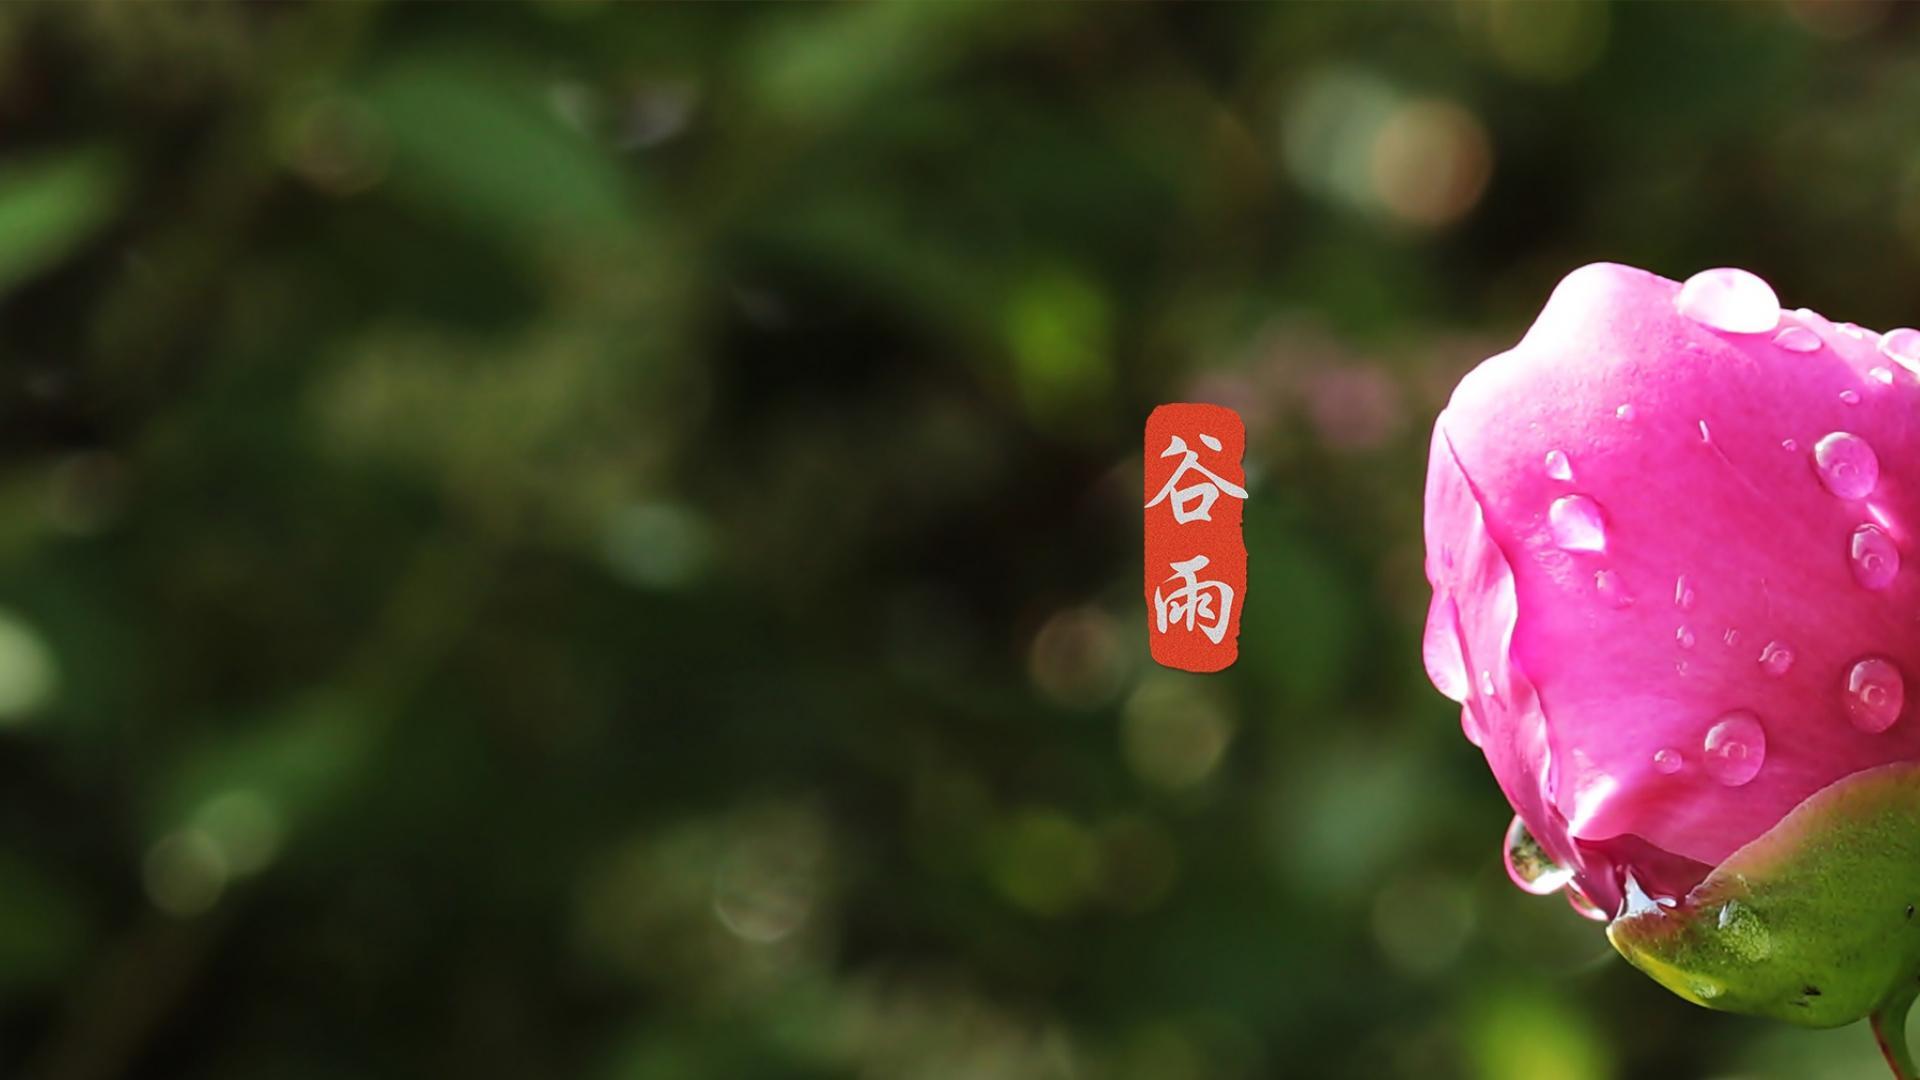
[1153,554,1235,645]
[1145,433,1248,524]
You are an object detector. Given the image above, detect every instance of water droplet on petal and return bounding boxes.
[1841,322,1870,340]
[1676,268,1781,333]
[1782,438,1798,451]
[1622,871,1674,917]
[1772,325,1822,352]
[1615,404,1636,421]
[1702,710,1766,787]
[1723,627,1741,648]
[1422,596,1470,702]
[1881,328,1920,375]
[1841,389,1861,405]
[1698,420,1712,443]
[1873,366,1897,385]
[1544,449,1573,481]
[1674,574,1696,611]
[1850,523,1900,590]
[1845,656,1905,733]
[1548,495,1607,552]
[1675,626,1695,650]
[1503,815,1573,896]
[1813,432,1879,499]
[1595,569,1632,608]
[1758,640,1795,676]
[1479,670,1497,699]
[1652,748,1683,774]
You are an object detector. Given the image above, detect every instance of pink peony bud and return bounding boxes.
[1422,262,1920,920]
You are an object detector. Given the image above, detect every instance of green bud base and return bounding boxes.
[1607,761,1920,1078]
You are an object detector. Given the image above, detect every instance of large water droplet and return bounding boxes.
[1503,815,1573,896]
[1772,325,1822,353]
[1676,268,1781,334]
[1717,899,1773,961]
[1850,523,1900,590]
[1652,748,1683,774]
[1845,656,1905,733]
[1758,640,1795,677]
[1674,574,1696,611]
[1422,596,1470,702]
[1548,495,1607,552]
[1702,711,1767,787]
[1813,432,1879,499]
[1544,449,1573,481]
[1882,328,1920,375]
[1872,366,1897,385]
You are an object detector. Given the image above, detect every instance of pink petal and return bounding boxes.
[1427,262,1920,906]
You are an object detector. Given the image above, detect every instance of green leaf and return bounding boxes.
[1608,761,1920,1029]
[0,148,122,293]
[362,54,635,242]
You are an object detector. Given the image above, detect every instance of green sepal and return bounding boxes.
[1607,761,1920,1030]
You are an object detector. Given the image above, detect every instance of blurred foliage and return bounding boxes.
[0,2,1916,1078]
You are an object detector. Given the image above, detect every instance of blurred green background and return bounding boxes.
[1,2,1917,1078]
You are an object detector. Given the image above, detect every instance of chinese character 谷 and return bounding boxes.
[1145,433,1248,524]
[1153,554,1236,645]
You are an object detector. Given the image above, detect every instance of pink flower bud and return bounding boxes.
[1423,262,1920,918]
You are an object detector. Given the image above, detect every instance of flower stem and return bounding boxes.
[1873,985,1919,1080]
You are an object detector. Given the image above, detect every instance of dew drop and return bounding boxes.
[1422,598,1469,702]
[1674,574,1696,611]
[1595,569,1632,608]
[1841,322,1870,340]
[1676,626,1695,650]
[1841,389,1861,406]
[1698,420,1712,444]
[1850,523,1900,590]
[1813,432,1879,499]
[1873,366,1897,385]
[1723,627,1741,649]
[1503,815,1573,896]
[1845,656,1905,734]
[1676,268,1781,334]
[1702,711,1767,787]
[1882,328,1920,375]
[1782,438,1798,452]
[1479,669,1497,699]
[1652,748,1683,775]
[1758,640,1795,677]
[1615,404,1636,421]
[1544,449,1573,481]
[1772,325,1822,353]
[1548,495,1607,553]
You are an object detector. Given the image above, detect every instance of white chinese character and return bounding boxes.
[1153,555,1235,645]
[1145,434,1247,524]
